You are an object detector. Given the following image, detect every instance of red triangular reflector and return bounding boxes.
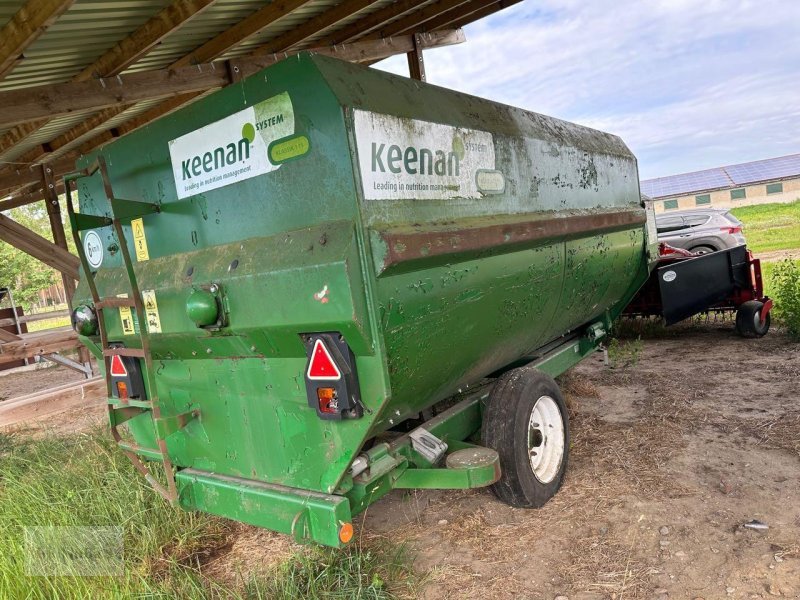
[306,339,342,380]
[110,354,128,377]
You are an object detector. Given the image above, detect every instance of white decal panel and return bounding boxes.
[83,230,103,268]
[168,92,294,199]
[354,111,498,200]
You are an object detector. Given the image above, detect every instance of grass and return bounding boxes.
[25,315,71,332]
[0,429,419,599]
[730,199,800,254]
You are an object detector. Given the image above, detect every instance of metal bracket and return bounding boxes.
[40,352,93,378]
[154,409,200,439]
[409,427,447,465]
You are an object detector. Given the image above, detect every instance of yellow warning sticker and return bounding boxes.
[141,289,162,333]
[117,293,135,335]
[132,218,149,262]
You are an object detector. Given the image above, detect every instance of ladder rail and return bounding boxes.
[64,157,179,503]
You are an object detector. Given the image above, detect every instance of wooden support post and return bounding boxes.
[41,163,90,370]
[41,164,75,301]
[407,33,426,82]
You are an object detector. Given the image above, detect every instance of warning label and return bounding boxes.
[117,293,136,336]
[132,218,149,262]
[141,289,162,334]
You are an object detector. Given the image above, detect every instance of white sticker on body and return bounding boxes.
[353,111,497,200]
[168,92,294,199]
[83,230,103,268]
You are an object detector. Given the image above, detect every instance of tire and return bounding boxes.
[482,367,569,508]
[689,245,716,255]
[736,300,770,338]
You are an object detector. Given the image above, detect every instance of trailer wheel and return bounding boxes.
[736,300,770,338]
[482,367,569,508]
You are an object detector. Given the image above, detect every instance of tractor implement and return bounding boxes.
[67,53,656,547]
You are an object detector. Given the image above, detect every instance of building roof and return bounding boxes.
[641,153,800,199]
[0,0,520,206]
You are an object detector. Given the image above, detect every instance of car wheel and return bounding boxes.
[482,367,569,508]
[736,300,770,338]
[689,245,716,255]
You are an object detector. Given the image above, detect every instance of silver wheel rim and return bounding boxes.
[528,395,565,484]
[752,309,762,330]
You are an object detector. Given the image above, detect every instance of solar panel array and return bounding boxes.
[641,168,732,198]
[641,153,800,198]
[724,154,800,186]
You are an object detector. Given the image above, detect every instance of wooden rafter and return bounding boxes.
[0,213,79,279]
[0,30,465,129]
[0,154,75,197]
[249,0,383,56]
[0,0,76,79]
[24,0,315,159]
[175,0,315,68]
[446,0,522,29]
[0,0,218,159]
[317,0,425,45]
[0,183,49,213]
[55,0,414,155]
[0,0,517,192]
[372,0,474,38]
[423,0,504,30]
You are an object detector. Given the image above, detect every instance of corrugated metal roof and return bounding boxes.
[0,0,515,187]
[0,0,172,91]
[641,153,800,199]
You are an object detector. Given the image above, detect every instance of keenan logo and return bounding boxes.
[180,123,256,181]
[370,142,461,177]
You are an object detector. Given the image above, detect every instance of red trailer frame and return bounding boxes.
[624,243,773,336]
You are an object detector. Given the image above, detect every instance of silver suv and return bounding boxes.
[656,208,746,254]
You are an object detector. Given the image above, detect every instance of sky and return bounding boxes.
[374,0,800,180]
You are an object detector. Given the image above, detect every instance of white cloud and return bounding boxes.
[374,0,800,179]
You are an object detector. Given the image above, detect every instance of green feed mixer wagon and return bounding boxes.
[67,53,658,547]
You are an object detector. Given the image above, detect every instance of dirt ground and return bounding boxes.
[0,362,89,402]
[189,321,800,600]
[2,322,798,599]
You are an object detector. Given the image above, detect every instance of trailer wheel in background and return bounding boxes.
[689,245,717,255]
[483,367,569,508]
[736,300,771,338]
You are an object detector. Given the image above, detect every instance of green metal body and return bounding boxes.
[71,54,656,547]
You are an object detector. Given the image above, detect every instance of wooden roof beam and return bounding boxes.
[248,0,383,56]
[0,0,218,161]
[0,29,464,129]
[76,0,217,80]
[0,0,76,80]
[109,29,465,140]
[0,213,79,279]
[440,0,522,30]
[31,0,315,158]
[175,0,315,67]
[424,0,503,30]
[316,0,427,46]
[372,0,474,38]
[76,0,404,150]
[0,182,45,213]
[0,154,76,197]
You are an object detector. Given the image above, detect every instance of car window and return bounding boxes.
[656,216,686,233]
[684,215,711,228]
